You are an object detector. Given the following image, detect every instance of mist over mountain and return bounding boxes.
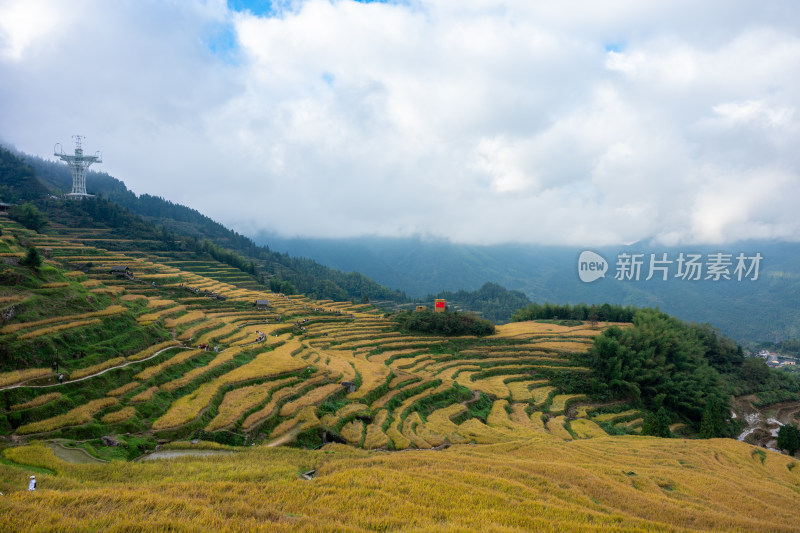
[256,233,800,343]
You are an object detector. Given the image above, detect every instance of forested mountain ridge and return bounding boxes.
[260,233,800,343]
[0,145,407,304]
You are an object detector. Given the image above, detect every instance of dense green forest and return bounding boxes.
[0,147,49,203]
[425,282,531,323]
[394,309,496,336]
[512,302,637,323]
[583,310,737,435]
[578,308,800,437]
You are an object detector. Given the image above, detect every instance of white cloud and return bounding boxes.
[1,0,799,246]
[0,0,64,60]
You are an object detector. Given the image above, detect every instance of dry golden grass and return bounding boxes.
[493,320,616,340]
[279,383,342,417]
[507,403,537,430]
[384,382,450,449]
[15,398,117,435]
[155,344,307,430]
[241,378,322,431]
[205,378,295,431]
[531,340,592,353]
[130,386,159,403]
[454,373,509,398]
[10,393,62,411]
[319,403,369,429]
[17,318,102,339]
[213,323,273,344]
[549,394,588,414]
[309,349,357,382]
[414,419,448,447]
[546,415,574,441]
[506,379,548,401]
[363,410,390,449]
[195,322,240,345]
[121,294,147,302]
[138,273,187,280]
[402,412,431,448]
[126,341,181,362]
[531,386,556,406]
[0,367,51,388]
[137,305,186,324]
[39,282,70,288]
[339,353,391,401]
[270,406,319,438]
[454,418,509,444]
[177,319,224,342]
[1,305,127,334]
[69,357,126,380]
[101,406,136,424]
[387,352,433,373]
[370,378,426,410]
[133,349,203,381]
[107,382,139,397]
[385,425,411,450]
[339,420,365,444]
[1,437,789,532]
[164,311,206,328]
[425,404,467,441]
[376,340,446,351]
[146,299,178,309]
[158,346,245,392]
[90,286,125,295]
[593,409,641,423]
[569,419,608,439]
[493,320,565,338]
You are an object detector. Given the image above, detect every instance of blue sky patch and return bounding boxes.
[228,1,277,17]
[206,23,241,64]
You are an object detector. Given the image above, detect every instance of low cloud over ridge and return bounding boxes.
[1,0,799,246]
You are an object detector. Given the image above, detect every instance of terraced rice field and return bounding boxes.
[0,218,644,454]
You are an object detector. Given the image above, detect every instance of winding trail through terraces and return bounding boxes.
[0,346,191,392]
[46,441,108,464]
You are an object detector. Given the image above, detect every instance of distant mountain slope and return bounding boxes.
[426,282,532,323]
[3,146,407,304]
[0,147,49,202]
[258,234,800,343]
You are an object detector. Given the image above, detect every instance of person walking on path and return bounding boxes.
[58,373,63,384]
[28,475,36,491]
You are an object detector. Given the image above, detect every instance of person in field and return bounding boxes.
[28,475,36,491]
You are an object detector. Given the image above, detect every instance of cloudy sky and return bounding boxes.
[1,0,799,246]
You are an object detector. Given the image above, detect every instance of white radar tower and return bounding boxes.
[54,135,102,198]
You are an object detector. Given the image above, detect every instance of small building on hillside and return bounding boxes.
[0,202,11,214]
[255,299,270,309]
[109,265,134,280]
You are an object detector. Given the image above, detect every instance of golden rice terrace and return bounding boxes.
[2,216,799,532]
